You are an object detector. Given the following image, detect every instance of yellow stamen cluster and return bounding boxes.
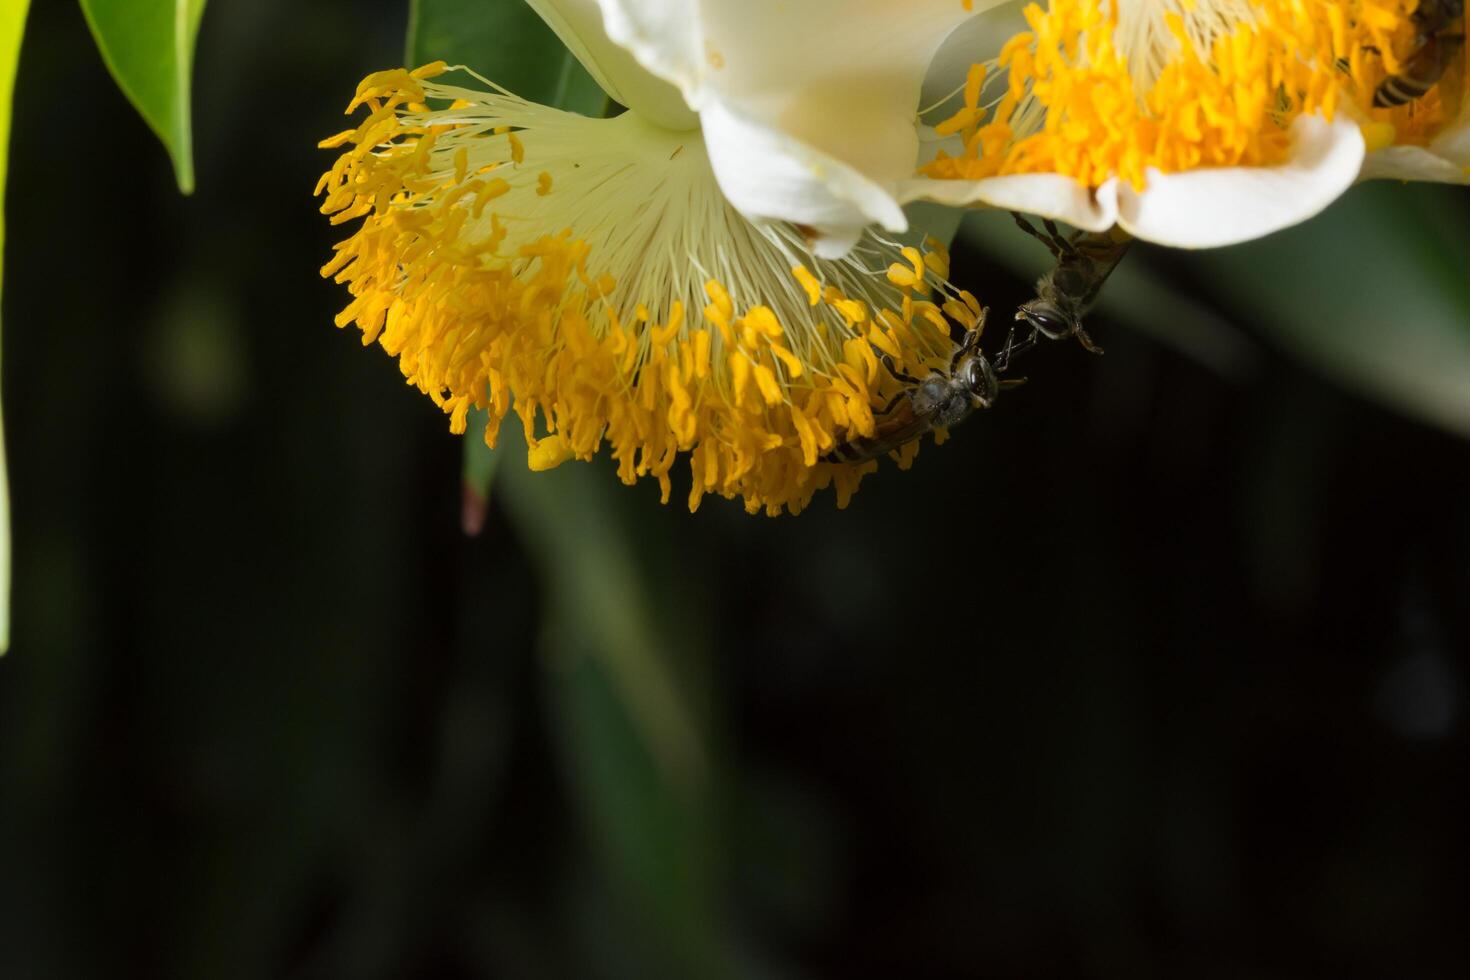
[317,65,976,515]
[925,0,1438,187]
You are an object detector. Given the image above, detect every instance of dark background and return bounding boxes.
[1,1,1467,977]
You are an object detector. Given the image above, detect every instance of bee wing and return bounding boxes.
[1077,236,1133,310]
[865,414,936,459]
[827,400,933,464]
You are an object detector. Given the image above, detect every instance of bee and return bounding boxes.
[825,307,1020,465]
[1374,0,1464,111]
[1011,213,1133,356]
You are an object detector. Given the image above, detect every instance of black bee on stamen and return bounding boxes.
[824,307,1022,465]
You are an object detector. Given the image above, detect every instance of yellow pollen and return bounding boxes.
[925,0,1440,188]
[527,434,575,471]
[793,265,822,306]
[1361,120,1397,152]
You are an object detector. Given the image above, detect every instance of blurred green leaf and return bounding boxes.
[0,0,30,653]
[495,422,728,977]
[78,0,206,194]
[904,200,964,251]
[407,0,602,111]
[495,426,706,788]
[1197,183,1470,438]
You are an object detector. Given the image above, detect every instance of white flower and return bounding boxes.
[571,0,992,257]
[900,0,1450,248]
[315,5,989,516]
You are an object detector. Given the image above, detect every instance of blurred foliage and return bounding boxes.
[77,0,207,193]
[0,1,1466,978]
[1205,183,1470,439]
[497,423,731,979]
[0,0,30,652]
[0,0,209,647]
[406,0,604,110]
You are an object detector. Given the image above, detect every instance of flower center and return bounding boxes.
[317,65,977,515]
[924,0,1444,187]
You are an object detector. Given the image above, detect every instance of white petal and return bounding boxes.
[1361,109,1470,184]
[899,173,1120,232]
[597,0,998,253]
[1429,114,1470,169]
[526,0,696,129]
[902,114,1362,248]
[699,98,907,257]
[593,0,704,105]
[1113,114,1365,247]
[1361,145,1470,184]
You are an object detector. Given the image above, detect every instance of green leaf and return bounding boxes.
[407,0,602,111]
[0,0,29,653]
[494,422,728,976]
[1198,183,1470,438]
[78,0,206,194]
[496,424,706,790]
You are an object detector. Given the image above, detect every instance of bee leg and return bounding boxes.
[1041,219,1077,256]
[993,325,1017,373]
[1075,322,1105,355]
[1010,211,1042,238]
[996,326,1020,373]
[998,377,1028,390]
[1011,212,1064,259]
[878,390,908,415]
[878,352,921,386]
[955,318,988,360]
[995,325,1039,375]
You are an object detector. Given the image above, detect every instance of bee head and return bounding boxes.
[960,353,999,409]
[1016,300,1075,341]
